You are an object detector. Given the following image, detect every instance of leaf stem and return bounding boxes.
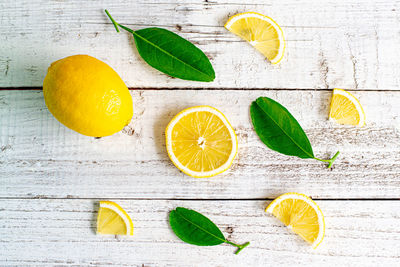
[314,151,340,168]
[225,240,250,255]
[117,24,135,34]
[104,10,214,81]
[104,10,136,36]
[104,10,120,33]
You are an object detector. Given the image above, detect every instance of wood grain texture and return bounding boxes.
[1,90,399,199]
[2,1,400,265]
[1,199,399,266]
[1,0,399,89]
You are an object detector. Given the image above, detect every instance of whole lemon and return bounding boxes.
[43,55,133,137]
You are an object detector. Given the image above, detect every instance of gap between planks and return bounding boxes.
[1,197,399,201]
[1,87,400,92]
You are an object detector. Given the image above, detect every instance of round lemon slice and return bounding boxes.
[224,12,285,64]
[165,106,238,178]
[97,201,134,235]
[266,193,325,249]
[329,88,365,127]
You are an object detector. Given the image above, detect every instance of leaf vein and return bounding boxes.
[255,99,313,158]
[174,210,225,244]
[133,28,213,79]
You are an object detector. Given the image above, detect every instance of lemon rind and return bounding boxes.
[329,88,366,127]
[224,12,285,64]
[98,201,134,235]
[265,192,325,249]
[165,106,238,178]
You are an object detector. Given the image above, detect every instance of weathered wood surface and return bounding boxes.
[2,0,400,265]
[1,199,399,266]
[1,90,399,199]
[1,0,399,89]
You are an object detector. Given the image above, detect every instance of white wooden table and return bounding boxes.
[1,1,400,266]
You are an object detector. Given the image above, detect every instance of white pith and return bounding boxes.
[225,13,285,64]
[266,193,325,249]
[99,202,133,235]
[166,106,238,178]
[197,136,206,149]
[330,88,365,127]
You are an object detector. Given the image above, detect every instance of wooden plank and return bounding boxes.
[1,199,399,266]
[1,90,399,199]
[1,0,399,89]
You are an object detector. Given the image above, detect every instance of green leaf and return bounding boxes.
[250,97,340,167]
[105,10,215,82]
[133,28,215,82]
[250,97,314,158]
[169,207,250,254]
[169,207,225,246]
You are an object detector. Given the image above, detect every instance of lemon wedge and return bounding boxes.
[165,106,238,178]
[97,201,134,235]
[329,88,365,127]
[266,193,325,249]
[224,12,285,64]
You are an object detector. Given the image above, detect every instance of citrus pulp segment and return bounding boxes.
[165,106,238,178]
[224,12,285,64]
[266,193,325,249]
[97,201,134,235]
[329,88,365,127]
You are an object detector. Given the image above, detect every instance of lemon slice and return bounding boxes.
[165,106,238,178]
[224,12,285,64]
[266,193,325,249]
[329,88,366,127]
[97,201,134,235]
